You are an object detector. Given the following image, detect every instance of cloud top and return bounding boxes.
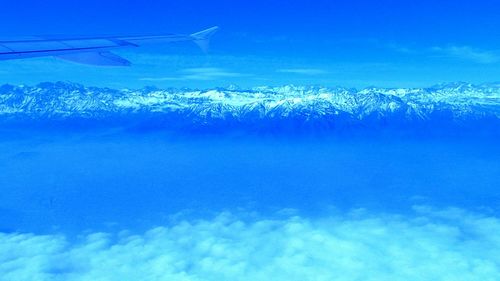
[2,207,500,280]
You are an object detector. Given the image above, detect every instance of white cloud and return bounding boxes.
[141,67,245,82]
[2,207,500,280]
[385,43,418,54]
[431,46,500,64]
[385,43,499,64]
[277,68,328,75]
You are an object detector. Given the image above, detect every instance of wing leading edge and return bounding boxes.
[0,26,219,66]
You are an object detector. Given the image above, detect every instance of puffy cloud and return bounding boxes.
[2,207,500,281]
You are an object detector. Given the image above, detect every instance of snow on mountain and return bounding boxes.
[0,82,499,131]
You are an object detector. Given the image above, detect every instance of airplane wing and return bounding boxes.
[0,26,219,66]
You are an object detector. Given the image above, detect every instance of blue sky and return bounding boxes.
[0,0,499,88]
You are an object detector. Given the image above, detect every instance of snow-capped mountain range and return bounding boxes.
[0,82,499,131]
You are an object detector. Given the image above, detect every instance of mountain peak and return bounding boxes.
[0,82,499,132]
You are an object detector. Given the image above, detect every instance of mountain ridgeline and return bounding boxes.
[0,82,499,134]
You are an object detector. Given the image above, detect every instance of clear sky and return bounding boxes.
[0,0,499,88]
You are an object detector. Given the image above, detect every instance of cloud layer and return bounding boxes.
[431,46,500,64]
[388,43,500,64]
[141,67,245,82]
[2,207,500,281]
[277,68,328,75]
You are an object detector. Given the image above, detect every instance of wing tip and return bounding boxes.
[191,26,219,53]
[191,26,220,40]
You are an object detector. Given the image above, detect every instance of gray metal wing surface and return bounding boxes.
[0,26,218,66]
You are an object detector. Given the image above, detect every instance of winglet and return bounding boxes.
[191,26,219,53]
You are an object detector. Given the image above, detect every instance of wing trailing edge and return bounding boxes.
[0,26,219,66]
[56,52,131,66]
